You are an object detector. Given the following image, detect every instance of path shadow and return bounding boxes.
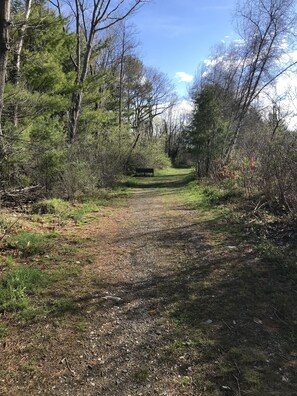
[37,214,297,395]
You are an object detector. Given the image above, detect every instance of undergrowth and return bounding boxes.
[0,266,46,312]
[7,232,57,257]
[161,171,297,395]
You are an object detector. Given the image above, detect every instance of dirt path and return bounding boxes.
[54,183,204,396]
[1,172,296,395]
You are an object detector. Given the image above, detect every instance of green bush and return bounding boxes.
[129,139,171,171]
[202,185,242,205]
[31,198,70,215]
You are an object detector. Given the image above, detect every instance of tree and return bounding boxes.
[0,0,11,145]
[51,0,148,143]
[189,83,227,177]
[224,0,297,161]
[123,58,176,135]
[199,0,297,164]
[162,105,190,166]
[11,0,32,126]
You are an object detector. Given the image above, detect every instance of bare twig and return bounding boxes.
[232,374,241,396]
[222,320,233,332]
[0,217,20,242]
[60,357,75,376]
[272,306,289,326]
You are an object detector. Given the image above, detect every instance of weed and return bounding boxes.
[31,198,70,215]
[19,306,45,324]
[7,231,57,257]
[4,255,15,268]
[0,324,8,338]
[32,198,102,224]
[0,266,46,312]
[133,368,150,383]
[75,319,88,333]
[53,297,79,316]
[68,202,99,223]
[202,185,242,205]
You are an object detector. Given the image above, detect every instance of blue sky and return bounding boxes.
[130,0,237,98]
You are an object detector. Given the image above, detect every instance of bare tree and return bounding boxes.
[223,0,297,162]
[0,0,11,144]
[126,63,177,135]
[162,105,190,164]
[201,0,297,164]
[12,0,33,126]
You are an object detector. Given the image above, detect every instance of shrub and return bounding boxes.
[31,198,70,215]
[128,139,171,171]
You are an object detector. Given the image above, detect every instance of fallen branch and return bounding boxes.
[60,357,75,377]
[232,374,241,396]
[0,185,44,207]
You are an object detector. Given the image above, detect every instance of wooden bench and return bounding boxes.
[135,168,154,177]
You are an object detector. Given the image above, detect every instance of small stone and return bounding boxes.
[253,318,263,325]
[103,296,122,302]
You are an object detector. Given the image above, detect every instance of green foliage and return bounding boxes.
[0,266,45,312]
[24,52,70,94]
[129,139,171,170]
[0,324,8,338]
[189,84,228,176]
[202,185,242,205]
[7,232,57,257]
[32,198,70,215]
[1,0,179,202]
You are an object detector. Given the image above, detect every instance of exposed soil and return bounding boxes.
[1,173,296,396]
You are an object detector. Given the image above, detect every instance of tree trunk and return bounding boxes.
[68,92,83,144]
[12,0,32,127]
[0,0,11,144]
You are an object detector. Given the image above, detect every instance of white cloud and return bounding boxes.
[175,72,194,83]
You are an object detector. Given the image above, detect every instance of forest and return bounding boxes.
[0,0,296,211]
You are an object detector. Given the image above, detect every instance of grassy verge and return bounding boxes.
[0,188,128,335]
[157,174,297,395]
[124,167,195,188]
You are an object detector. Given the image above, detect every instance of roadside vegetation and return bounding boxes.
[129,169,297,395]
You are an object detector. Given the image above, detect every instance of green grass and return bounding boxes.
[155,167,194,177]
[7,231,57,257]
[53,297,79,316]
[124,167,195,189]
[0,266,47,313]
[0,324,8,338]
[31,189,129,225]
